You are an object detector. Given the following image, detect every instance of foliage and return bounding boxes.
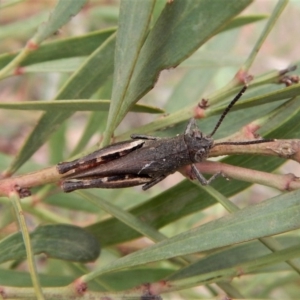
[0,0,300,299]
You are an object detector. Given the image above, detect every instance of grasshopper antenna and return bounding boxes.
[208,84,274,146]
[208,85,248,138]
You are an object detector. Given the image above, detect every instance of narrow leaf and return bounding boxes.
[106,0,156,137]
[33,0,88,44]
[168,235,300,280]
[7,33,116,174]
[109,0,252,130]
[0,28,116,69]
[221,15,268,32]
[84,189,300,281]
[0,224,100,263]
[0,100,163,114]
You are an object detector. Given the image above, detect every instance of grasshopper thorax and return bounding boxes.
[184,124,214,163]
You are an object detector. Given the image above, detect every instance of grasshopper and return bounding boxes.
[57,85,272,193]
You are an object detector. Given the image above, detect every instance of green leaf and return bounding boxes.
[266,99,300,139]
[221,14,268,32]
[106,0,156,137]
[0,11,50,40]
[24,57,87,73]
[70,79,113,156]
[84,189,300,281]
[0,268,73,287]
[165,27,240,112]
[164,69,216,113]
[0,224,100,263]
[108,0,253,131]
[228,83,300,113]
[0,28,116,69]
[0,267,172,290]
[0,100,163,114]
[167,244,300,291]
[49,121,67,164]
[168,235,300,280]
[86,180,217,246]
[7,33,116,174]
[33,0,88,44]
[78,190,167,244]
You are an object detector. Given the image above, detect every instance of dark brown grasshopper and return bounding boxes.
[57,85,272,193]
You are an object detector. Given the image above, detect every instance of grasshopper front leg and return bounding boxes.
[191,164,222,185]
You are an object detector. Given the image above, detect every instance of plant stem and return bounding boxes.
[10,192,45,300]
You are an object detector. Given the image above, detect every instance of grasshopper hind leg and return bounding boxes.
[61,174,153,193]
[142,175,167,190]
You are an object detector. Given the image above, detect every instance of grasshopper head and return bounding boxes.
[184,123,214,163]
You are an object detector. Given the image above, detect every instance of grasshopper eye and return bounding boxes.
[195,148,207,161]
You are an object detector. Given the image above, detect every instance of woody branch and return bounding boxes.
[0,140,300,197]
